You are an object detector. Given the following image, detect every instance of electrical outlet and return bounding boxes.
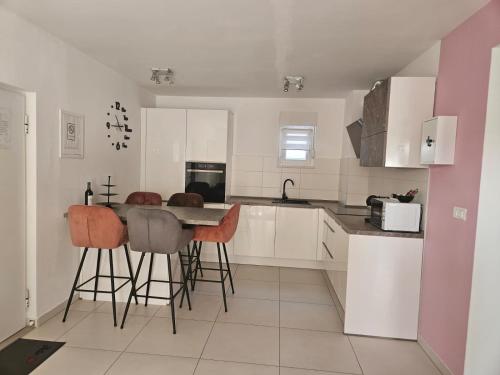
[453,207,467,221]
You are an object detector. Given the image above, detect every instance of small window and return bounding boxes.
[279,125,315,167]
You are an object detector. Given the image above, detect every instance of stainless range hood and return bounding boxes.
[346,119,363,159]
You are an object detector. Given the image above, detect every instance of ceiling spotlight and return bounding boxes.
[150,68,174,85]
[283,78,290,92]
[283,75,304,93]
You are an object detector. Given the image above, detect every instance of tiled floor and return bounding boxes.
[23,264,442,375]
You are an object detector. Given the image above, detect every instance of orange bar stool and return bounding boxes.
[167,193,205,291]
[190,203,240,312]
[64,205,137,326]
[125,191,163,206]
[125,191,162,306]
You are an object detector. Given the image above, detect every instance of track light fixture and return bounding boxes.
[150,68,174,85]
[283,76,304,92]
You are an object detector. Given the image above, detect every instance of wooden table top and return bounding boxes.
[111,203,228,226]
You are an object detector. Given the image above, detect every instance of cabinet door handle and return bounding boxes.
[323,220,335,233]
[322,241,334,259]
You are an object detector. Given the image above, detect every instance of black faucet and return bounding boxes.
[282,178,295,201]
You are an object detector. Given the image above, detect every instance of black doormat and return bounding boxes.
[0,338,65,375]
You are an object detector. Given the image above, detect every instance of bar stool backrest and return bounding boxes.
[127,208,183,255]
[167,192,204,208]
[68,205,126,249]
[125,192,162,206]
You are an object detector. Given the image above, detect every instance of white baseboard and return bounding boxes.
[418,335,453,375]
[35,295,79,327]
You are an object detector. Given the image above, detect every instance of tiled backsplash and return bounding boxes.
[339,157,429,208]
[230,155,340,201]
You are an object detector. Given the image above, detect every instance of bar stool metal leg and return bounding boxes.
[93,249,101,301]
[63,248,89,322]
[178,253,192,311]
[124,244,139,305]
[217,243,228,312]
[145,253,155,306]
[109,249,117,327]
[222,243,235,294]
[195,241,204,277]
[121,252,145,329]
[167,254,176,334]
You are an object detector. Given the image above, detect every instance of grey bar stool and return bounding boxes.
[121,208,193,334]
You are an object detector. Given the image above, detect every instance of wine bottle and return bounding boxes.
[85,182,93,205]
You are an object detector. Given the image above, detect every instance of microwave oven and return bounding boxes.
[370,198,421,232]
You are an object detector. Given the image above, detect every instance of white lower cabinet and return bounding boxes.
[234,205,276,258]
[275,207,319,260]
[321,210,423,340]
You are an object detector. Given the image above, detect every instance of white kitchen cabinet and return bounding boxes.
[141,108,186,199]
[420,116,457,165]
[344,235,423,340]
[361,77,436,168]
[322,213,348,310]
[234,205,276,258]
[275,207,318,260]
[186,109,229,163]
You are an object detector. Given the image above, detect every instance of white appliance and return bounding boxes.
[370,198,421,232]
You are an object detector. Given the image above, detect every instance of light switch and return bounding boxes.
[453,207,467,221]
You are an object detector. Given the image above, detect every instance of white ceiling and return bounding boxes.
[0,0,489,98]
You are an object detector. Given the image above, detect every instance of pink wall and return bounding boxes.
[421,1,500,374]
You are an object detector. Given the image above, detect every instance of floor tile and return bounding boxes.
[280,302,343,332]
[107,352,198,375]
[31,346,120,375]
[70,299,104,312]
[235,265,279,282]
[280,328,362,374]
[127,317,213,357]
[280,268,326,285]
[24,310,89,341]
[280,367,347,375]
[349,336,442,375]
[195,359,279,375]
[156,293,222,321]
[60,312,150,351]
[280,283,333,305]
[202,322,279,366]
[96,301,160,317]
[217,298,279,327]
[230,279,279,300]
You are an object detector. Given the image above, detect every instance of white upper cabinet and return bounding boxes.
[141,108,186,200]
[275,207,319,260]
[420,116,457,165]
[186,109,229,163]
[361,77,436,168]
[234,205,276,258]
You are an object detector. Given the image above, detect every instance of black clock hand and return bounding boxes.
[114,114,123,131]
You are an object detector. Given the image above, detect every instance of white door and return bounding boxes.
[0,87,26,341]
[186,109,228,162]
[142,108,187,200]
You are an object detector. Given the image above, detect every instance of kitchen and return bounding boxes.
[0,1,499,375]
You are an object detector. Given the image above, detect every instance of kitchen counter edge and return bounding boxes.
[227,196,424,239]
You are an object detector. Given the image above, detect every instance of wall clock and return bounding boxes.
[106,101,132,150]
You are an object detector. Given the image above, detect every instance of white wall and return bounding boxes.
[464,45,500,375]
[396,42,441,77]
[156,96,345,200]
[0,6,154,319]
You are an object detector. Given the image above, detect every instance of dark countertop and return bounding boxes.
[227,196,424,239]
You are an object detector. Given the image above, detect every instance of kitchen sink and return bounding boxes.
[272,199,311,205]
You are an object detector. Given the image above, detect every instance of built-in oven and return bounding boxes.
[185,162,226,203]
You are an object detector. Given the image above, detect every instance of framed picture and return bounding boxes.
[59,110,84,159]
